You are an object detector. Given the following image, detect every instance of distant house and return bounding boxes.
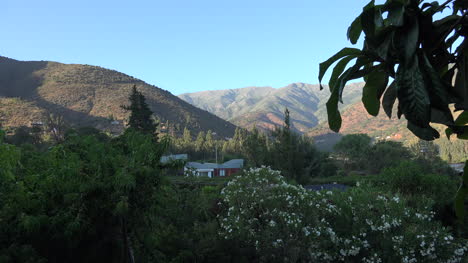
[449,163,465,176]
[184,159,244,178]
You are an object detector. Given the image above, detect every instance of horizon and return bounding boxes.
[2,0,371,94]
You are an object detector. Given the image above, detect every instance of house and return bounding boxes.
[184,159,244,178]
[449,163,465,176]
[160,154,188,176]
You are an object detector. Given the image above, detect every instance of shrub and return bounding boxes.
[219,167,468,262]
[376,161,458,208]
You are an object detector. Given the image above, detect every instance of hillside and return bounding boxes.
[0,56,236,137]
[179,82,363,133]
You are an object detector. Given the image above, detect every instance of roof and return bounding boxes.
[186,162,218,169]
[449,163,465,173]
[220,159,244,169]
[185,159,244,170]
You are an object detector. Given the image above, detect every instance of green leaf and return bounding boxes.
[453,44,468,111]
[362,69,388,116]
[329,56,356,92]
[421,54,450,109]
[326,88,342,132]
[455,111,468,125]
[398,18,419,65]
[396,58,431,127]
[430,107,454,126]
[386,3,405,26]
[445,127,453,139]
[407,122,440,141]
[382,81,397,118]
[454,160,468,221]
[347,16,362,44]
[338,58,373,102]
[453,126,468,139]
[318,48,362,89]
[361,1,376,37]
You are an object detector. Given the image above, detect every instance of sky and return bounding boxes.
[2,0,371,95]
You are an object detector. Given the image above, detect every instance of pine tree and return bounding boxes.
[121,85,157,136]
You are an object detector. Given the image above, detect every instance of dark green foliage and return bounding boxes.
[333,134,372,170]
[265,108,337,183]
[377,161,458,206]
[320,0,468,140]
[367,141,413,173]
[320,0,468,217]
[0,130,168,262]
[122,85,158,136]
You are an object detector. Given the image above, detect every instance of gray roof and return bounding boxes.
[185,159,244,169]
[220,159,244,169]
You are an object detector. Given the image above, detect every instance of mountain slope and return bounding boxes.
[179,82,364,132]
[0,56,236,137]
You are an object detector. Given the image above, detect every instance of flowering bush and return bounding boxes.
[219,167,468,262]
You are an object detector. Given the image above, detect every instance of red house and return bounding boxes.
[184,159,244,178]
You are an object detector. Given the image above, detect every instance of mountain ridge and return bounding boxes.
[178,82,364,132]
[0,56,236,137]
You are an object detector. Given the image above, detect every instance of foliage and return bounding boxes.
[376,161,458,207]
[0,57,236,139]
[367,140,413,173]
[0,129,168,262]
[219,167,468,262]
[319,0,468,218]
[333,134,414,174]
[122,85,158,136]
[333,134,372,170]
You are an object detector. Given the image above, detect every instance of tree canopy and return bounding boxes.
[121,85,158,136]
[320,0,468,219]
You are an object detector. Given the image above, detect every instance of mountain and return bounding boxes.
[178,82,364,133]
[0,56,236,137]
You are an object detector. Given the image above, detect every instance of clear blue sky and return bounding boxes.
[2,0,371,94]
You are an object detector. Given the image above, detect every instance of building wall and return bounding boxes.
[214,168,241,177]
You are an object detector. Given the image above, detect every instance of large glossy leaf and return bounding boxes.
[454,160,468,220]
[386,3,405,26]
[430,107,454,125]
[361,1,377,37]
[421,54,450,109]
[407,122,440,140]
[397,58,431,127]
[400,18,419,65]
[327,64,365,132]
[362,69,388,116]
[454,48,468,111]
[329,56,356,92]
[347,16,362,44]
[455,111,468,125]
[382,81,397,118]
[318,48,362,89]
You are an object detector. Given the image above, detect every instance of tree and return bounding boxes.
[333,134,372,170]
[320,0,468,219]
[121,85,157,136]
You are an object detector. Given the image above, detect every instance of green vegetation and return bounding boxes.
[168,108,336,184]
[320,0,468,220]
[0,56,236,138]
[121,85,158,136]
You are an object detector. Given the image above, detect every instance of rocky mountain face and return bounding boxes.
[179,82,364,133]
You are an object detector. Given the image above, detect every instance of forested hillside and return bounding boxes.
[0,56,236,137]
